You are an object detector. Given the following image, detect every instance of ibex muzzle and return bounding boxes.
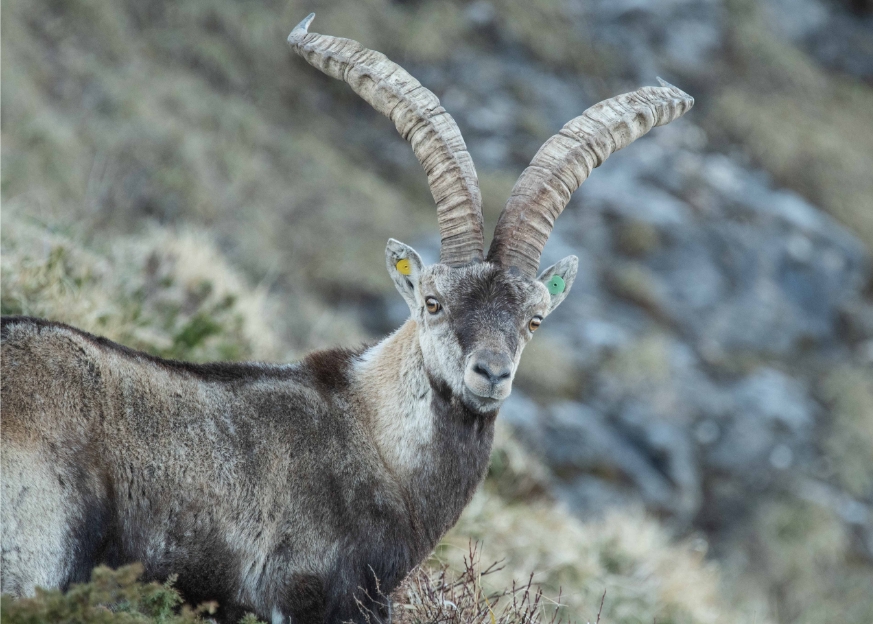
[466,350,513,399]
[1,13,692,624]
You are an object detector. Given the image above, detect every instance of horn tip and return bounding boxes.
[288,13,315,46]
[656,76,695,109]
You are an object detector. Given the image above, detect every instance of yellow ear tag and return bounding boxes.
[395,258,412,275]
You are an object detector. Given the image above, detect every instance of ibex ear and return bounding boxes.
[537,255,578,315]
[386,239,425,311]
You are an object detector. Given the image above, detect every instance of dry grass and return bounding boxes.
[513,336,583,402]
[602,333,673,388]
[496,0,616,77]
[0,201,293,362]
[1,0,435,306]
[443,489,762,624]
[392,544,563,624]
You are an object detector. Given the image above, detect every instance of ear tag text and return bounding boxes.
[396,258,412,275]
[547,275,565,295]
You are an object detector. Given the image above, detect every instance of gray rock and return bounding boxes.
[733,368,813,432]
[707,368,815,475]
[511,400,686,512]
[465,0,496,27]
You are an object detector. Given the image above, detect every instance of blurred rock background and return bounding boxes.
[2,0,872,622]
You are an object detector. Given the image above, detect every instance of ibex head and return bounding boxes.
[384,239,576,411]
[289,14,693,413]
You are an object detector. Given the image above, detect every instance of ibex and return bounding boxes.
[0,14,692,624]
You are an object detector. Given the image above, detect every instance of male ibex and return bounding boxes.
[1,14,692,624]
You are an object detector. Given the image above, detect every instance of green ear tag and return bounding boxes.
[547,275,565,295]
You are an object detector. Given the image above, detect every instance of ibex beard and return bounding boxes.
[0,13,692,624]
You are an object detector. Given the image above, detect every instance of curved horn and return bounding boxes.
[288,14,484,267]
[487,80,694,276]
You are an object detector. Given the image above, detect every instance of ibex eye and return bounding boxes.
[529,317,542,332]
[425,297,441,314]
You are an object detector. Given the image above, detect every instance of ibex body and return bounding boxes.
[1,14,692,624]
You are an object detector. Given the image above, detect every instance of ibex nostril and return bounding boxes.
[473,363,491,379]
[471,353,512,385]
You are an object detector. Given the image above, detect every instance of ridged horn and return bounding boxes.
[487,79,694,276]
[288,14,485,267]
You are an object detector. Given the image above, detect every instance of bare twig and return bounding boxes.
[596,590,606,624]
[383,541,566,624]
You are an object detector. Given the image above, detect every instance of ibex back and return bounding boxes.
[0,14,693,624]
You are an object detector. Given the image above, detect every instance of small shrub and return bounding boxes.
[0,564,264,624]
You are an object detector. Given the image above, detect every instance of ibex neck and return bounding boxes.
[354,319,497,545]
[355,319,434,476]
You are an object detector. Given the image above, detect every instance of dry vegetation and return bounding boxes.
[1,203,284,362]
[392,546,562,624]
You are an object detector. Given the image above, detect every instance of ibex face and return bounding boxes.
[385,239,577,412]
